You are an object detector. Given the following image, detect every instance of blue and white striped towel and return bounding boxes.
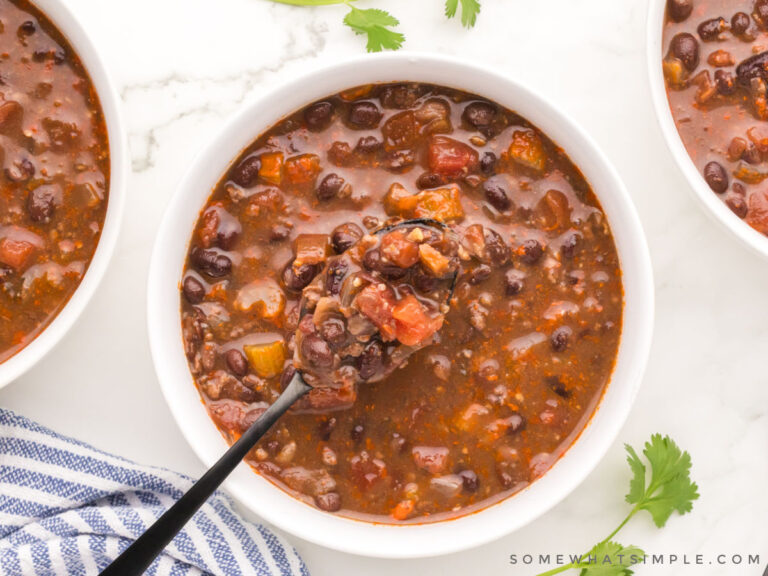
[0,409,309,576]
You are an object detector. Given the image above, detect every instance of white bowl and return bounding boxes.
[647,0,768,259]
[0,0,128,389]
[148,53,654,558]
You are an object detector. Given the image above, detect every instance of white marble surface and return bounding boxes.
[1,0,767,574]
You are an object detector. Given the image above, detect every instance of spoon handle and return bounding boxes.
[99,372,311,576]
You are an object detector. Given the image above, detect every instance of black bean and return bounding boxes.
[319,317,347,348]
[350,421,365,442]
[315,492,341,512]
[703,161,728,193]
[363,249,406,280]
[756,0,768,30]
[280,365,297,390]
[300,333,334,369]
[317,173,345,201]
[697,17,726,41]
[731,12,751,35]
[483,180,511,211]
[191,247,232,278]
[5,158,34,182]
[462,101,496,130]
[736,51,768,86]
[667,0,693,22]
[318,417,337,441]
[384,149,415,172]
[282,261,318,292]
[457,469,479,493]
[743,145,761,165]
[355,136,382,155]
[304,101,334,131]
[551,326,572,352]
[412,270,438,293]
[230,155,261,187]
[216,217,241,251]
[362,215,380,230]
[560,232,581,259]
[225,349,248,377]
[670,32,700,71]
[324,259,348,296]
[484,228,510,266]
[480,152,497,175]
[467,264,492,285]
[505,270,524,296]
[519,239,544,265]
[726,196,748,218]
[732,182,746,195]
[358,340,383,381]
[546,375,571,398]
[182,275,206,303]
[416,172,447,190]
[714,69,736,95]
[331,222,363,254]
[17,20,35,38]
[27,186,56,222]
[348,101,381,128]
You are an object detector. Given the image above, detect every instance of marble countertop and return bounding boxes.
[1,0,767,574]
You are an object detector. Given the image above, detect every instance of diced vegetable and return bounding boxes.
[392,294,443,346]
[428,135,479,176]
[258,152,284,185]
[355,283,397,341]
[384,183,464,222]
[418,243,451,277]
[733,161,768,184]
[234,279,286,319]
[414,98,451,135]
[412,445,449,474]
[294,234,330,267]
[747,190,768,235]
[536,189,572,231]
[339,84,373,101]
[244,339,286,378]
[381,111,418,150]
[508,129,547,172]
[380,229,419,267]
[0,238,36,270]
[391,499,415,521]
[283,154,322,186]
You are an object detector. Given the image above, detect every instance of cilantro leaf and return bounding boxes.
[625,434,699,528]
[343,6,405,52]
[445,0,481,28]
[577,541,645,576]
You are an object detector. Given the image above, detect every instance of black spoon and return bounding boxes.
[100,218,457,576]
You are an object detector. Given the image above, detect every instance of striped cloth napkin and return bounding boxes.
[0,409,309,576]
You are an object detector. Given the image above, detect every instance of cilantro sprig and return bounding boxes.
[266,0,480,52]
[536,435,699,576]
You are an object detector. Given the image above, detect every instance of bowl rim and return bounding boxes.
[0,0,128,390]
[147,52,654,558]
[647,0,768,259]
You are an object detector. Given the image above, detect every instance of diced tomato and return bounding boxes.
[349,451,387,491]
[0,237,36,270]
[355,284,397,341]
[380,230,419,268]
[283,154,322,186]
[428,135,479,176]
[747,190,768,234]
[258,152,284,185]
[508,129,547,172]
[392,294,443,346]
[412,445,449,474]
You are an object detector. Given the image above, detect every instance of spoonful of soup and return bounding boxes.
[100,219,459,576]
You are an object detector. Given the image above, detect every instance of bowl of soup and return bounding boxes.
[148,53,653,557]
[0,0,127,388]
